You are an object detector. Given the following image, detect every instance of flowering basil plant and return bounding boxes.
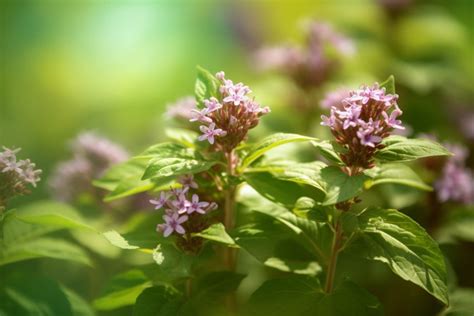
[83,68,454,315]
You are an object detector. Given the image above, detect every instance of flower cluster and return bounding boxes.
[151,174,217,237]
[255,21,354,89]
[0,146,41,208]
[321,83,404,169]
[435,144,474,205]
[49,132,128,202]
[190,71,270,152]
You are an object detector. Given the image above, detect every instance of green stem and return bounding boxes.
[324,220,343,293]
[223,150,237,271]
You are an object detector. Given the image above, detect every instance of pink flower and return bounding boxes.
[357,128,382,147]
[158,213,188,237]
[204,97,222,113]
[187,194,210,214]
[150,191,169,210]
[382,108,404,130]
[171,194,191,214]
[190,109,213,124]
[198,123,227,145]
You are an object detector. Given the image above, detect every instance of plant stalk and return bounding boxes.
[324,220,343,293]
[223,150,237,271]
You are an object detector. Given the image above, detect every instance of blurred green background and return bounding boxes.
[1,0,472,203]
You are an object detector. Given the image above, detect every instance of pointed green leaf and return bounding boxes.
[380,75,396,94]
[352,207,449,304]
[319,167,369,205]
[195,66,221,108]
[133,285,183,316]
[192,223,237,246]
[364,163,432,191]
[240,133,317,171]
[376,136,451,162]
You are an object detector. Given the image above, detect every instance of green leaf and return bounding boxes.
[319,166,369,205]
[380,75,396,94]
[165,128,199,148]
[364,163,432,191]
[13,201,95,232]
[192,223,237,246]
[133,285,183,316]
[439,288,474,316]
[375,136,451,162]
[93,270,152,311]
[103,230,140,249]
[0,237,92,267]
[244,172,324,208]
[246,201,332,263]
[94,157,154,201]
[183,271,246,314]
[311,140,344,165]
[195,66,220,108]
[143,157,216,180]
[240,133,317,171]
[246,277,382,316]
[2,275,73,316]
[234,220,322,276]
[272,162,327,194]
[352,207,449,304]
[61,287,95,316]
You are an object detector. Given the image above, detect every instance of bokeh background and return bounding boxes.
[1,0,473,315]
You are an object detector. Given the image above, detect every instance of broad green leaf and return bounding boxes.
[13,201,95,232]
[165,128,199,148]
[133,286,183,316]
[311,140,344,165]
[246,200,332,263]
[177,272,246,316]
[240,133,317,171]
[319,166,369,205]
[0,237,92,267]
[94,157,154,201]
[139,142,192,159]
[364,163,432,191]
[93,270,152,311]
[293,197,329,222]
[380,75,396,94]
[192,223,237,246]
[1,211,58,245]
[375,136,450,162]
[143,157,216,180]
[352,207,448,304]
[246,277,382,316]
[72,230,121,259]
[195,66,221,108]
[272,162,327,194]
[244,172,324,208]
[2,275,73,316]
[234,220,322,276]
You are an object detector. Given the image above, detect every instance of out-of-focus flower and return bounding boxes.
[434,143,474,205]
[0,146,41,209]
[321,88,351,109]
[191,71,269,152]
[49,132,128,203]
[165,96,197,121]
[321,83,403,169]
[255,21,354,89]
[459,112,474,140]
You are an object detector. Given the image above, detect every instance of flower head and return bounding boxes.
[192,72,269,151]
[0,146,42,209]
[166,96,197,121]
[49,132,128,203]
[320,83,403,169]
